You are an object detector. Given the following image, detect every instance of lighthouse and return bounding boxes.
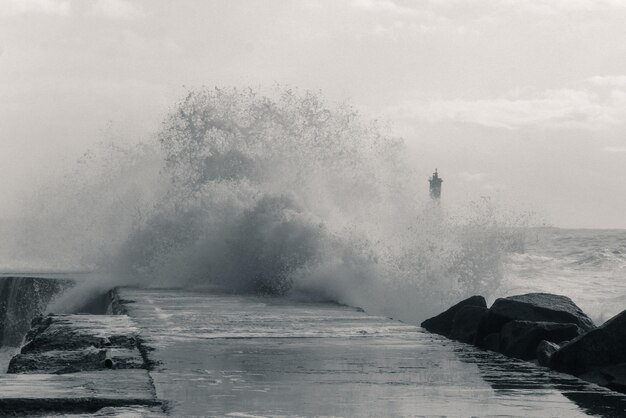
[429,169,443,200]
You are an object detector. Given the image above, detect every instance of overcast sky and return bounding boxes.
[2,0,626,228]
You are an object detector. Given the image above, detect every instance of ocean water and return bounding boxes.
[502,228,626,325]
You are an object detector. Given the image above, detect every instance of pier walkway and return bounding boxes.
[117,288,626,417]
[2,279,626,416]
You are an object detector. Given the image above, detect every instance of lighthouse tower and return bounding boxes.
[429,169,443,200]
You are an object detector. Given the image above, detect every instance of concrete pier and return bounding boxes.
[0,294,163,416]
[2,285,626,416]
[0,370,158,413]
[117,288,626,417]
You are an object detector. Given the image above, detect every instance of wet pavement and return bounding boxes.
[118,288,626,417]
[0,370,157,412]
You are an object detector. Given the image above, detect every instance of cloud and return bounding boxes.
[372,17,461,37]
[0,0,144,19]
[353,0,626,19]
[352,0,460,37]
[459,171,487,182]
[351,0,626,38]
[351,0,420,16]
[348,0,626,39]
[428,0,626,14]
[0,0,70,16]
[301,0,323,10]
[503,0,626,14]
[383,89,623,130]
[588,75,626,87]
[602,146,626,153]
[88,0,144,20]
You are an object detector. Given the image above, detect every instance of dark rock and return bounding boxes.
[476,293,594,348]
[579,363,626,394]
[551,308,626,376]
[536,340,560,367]
[449,306,488,344]
[421,295,486,336]
[499,321,583,360]
[482,333,501,352]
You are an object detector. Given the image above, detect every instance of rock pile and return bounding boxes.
[421,293,626,394]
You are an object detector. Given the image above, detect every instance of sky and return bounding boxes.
[2,0,626,228]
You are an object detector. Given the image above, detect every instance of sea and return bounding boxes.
[501,228,626,325]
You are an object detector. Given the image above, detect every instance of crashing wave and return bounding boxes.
[20,87,526,322]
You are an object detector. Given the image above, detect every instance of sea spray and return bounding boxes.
[2,137,164,272]
[37,87,524,321]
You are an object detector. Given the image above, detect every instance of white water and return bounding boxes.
[0,347,17,373]
[5,87,526,323]
[502,228,626,325]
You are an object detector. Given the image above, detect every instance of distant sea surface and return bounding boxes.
[502,228,626,324]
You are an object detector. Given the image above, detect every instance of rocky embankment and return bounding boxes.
[422,292,626,394]
[0,288,164,416]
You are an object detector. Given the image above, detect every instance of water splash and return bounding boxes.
[20,87,526,322]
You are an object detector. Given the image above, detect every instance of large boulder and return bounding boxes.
[482,333,501,352]
[551,308,626,376]
[499,320,583,360]
[476,293,594,348]
[579,363,626,394]
[449,306,488,344]
[536,340,560,367]
[421,296,487,337]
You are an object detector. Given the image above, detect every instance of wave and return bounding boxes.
[19,87,526,322]
[521,229,626,270]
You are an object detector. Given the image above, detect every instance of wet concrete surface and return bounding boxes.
[0,370,158,414]
[118,288,626,417]
[0,308,160,416]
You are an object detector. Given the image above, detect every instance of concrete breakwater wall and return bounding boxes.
[0,312,162,415]
[0,278,164,416]
[110,288,626,416]
[0,276,72,347]
[3,280,626,416]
